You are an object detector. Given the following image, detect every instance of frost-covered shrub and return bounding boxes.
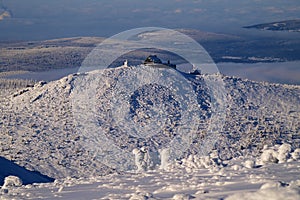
[181,153,223,171]
[2,176,22,188]
[258,143,296,165]
[148,149,160,170]
[199,156,214,168]
[260,149,278,164]
[291,149,300,160]
[133,147,160,171]
[0,78,35,89]
[133,148,147,172]
[159,148,170,170]
[277,143,292,163]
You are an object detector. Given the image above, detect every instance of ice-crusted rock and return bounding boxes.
[2,176,22,188]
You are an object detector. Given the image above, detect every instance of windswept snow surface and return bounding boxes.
[1,154,300,199]
[0,66,299,199]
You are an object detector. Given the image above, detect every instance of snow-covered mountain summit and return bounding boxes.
[0,65,299,180]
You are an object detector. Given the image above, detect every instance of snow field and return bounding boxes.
[1,155,299,199]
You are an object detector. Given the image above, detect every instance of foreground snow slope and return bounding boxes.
[0,66,299,180]
[1,156,300,199]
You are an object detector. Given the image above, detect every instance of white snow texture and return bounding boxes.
[0,65,299,199]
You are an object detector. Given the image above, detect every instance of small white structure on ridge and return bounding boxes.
[123,60,128,67]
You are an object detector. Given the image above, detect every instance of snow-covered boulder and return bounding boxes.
[172,193,195,200]
[260,181,284,190]
[231,164,243,171]
[244,160,255,169]
[129,191,154,200]
[2,176,22,188]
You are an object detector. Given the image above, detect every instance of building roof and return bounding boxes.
[144,55,162,64]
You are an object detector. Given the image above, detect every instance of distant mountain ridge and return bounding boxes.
[244,19,300,32]
[1,28,300,74]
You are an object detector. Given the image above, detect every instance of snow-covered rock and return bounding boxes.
[2,176,22,188]
[129,191,154,200]
[244,160,255,169]
[172,193,195,200]
[260,181,284,190]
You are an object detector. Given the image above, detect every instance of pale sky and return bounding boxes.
[0,0,299,40]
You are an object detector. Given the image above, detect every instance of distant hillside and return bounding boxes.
[1,29,300,74]
[0,37,104,72]
[0,31,237,73]
[244,19,300,32]
[0,66,299,179]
